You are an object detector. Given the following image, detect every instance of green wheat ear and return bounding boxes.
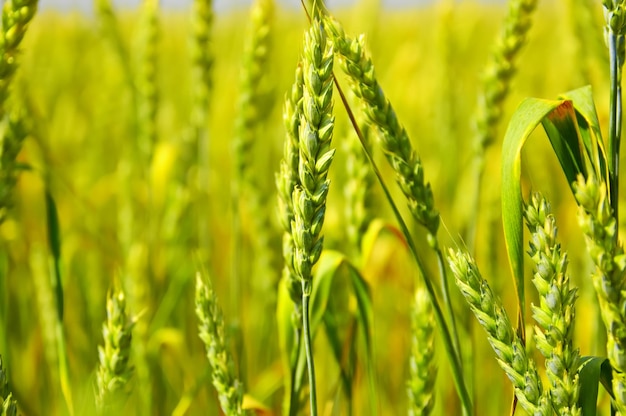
[134,0,160,162]
[0,355,17,416]
[95,288,135,414]
[325,16,439,241]
[277,62,304,311]
[573,174,626,413]
[407,288,437,416]
[448,249,552,415]
[525,193,581,415]
[0,111,27,225]
[195,272,244,416]
[0,0,39,119]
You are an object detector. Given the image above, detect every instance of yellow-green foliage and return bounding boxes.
[0,1,614,415]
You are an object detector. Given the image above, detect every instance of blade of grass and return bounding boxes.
[45,188,74,416]
[501,97,583,342]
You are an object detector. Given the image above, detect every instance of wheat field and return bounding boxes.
[0,0,621,415]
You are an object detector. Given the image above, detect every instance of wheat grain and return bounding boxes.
[234,0,274,189]
[448,249,551,415]
[344,116,374,257]
[0,112,26,225]
[525,193,581,415]
[574,174,626,413]
[0,0,39,119]
[95,288,135,414]
[277,63,305,311]
[407,288,437,416]
[195,272,244,416]
[0,355,17,416]
[135,0,160,162]
[325,16,439,242]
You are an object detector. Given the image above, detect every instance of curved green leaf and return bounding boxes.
[578,356,613,416]
[45,189,63,321]
[502,97,572,335]
[312,250,375,413]
[559,86,608,185]
[502,89,606,341]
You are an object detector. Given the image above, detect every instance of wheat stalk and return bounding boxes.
[574,174,626,413]
[448,249,552,415]
[234,0,274,189]
[289,16,336,416]
[0,0,38,226]
[95,288,135,414]
[525,193,581,415]
[0,0,39,119]
[190,0,213,146]
[195,272,244,416]
[135,0,160,162]
[325,16,439,240]
[603,0,626,221]
[344,115,374,258]
[324,15,464,371]
[0,112,26,225]
[407,288,437,416]
[277,63,305,312]
[466,0,538,252]
[0,355,17,416]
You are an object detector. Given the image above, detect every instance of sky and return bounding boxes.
[37,0,433,14]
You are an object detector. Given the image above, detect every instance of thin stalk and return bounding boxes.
[302,290,317,416]
[435,246,461,360]
[608,32,622,225]
[334,76,473,415]
[229,184,244,377]
[288,329,302,416]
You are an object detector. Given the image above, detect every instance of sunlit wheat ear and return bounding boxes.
[448,250,552,415]
[0,0,39,227]
[325,16,439,242]
[195,272,244,416]
[0,0,38,119]
[0,355,17,416]
[573,174,626,413]
[234,0,274,189]
[524,193,581,415]
[474,0,538,151]
[291,17,335,294]
[344,117,374,256]
[277,63,304,313]
[190,0,213,135]
[234,0,276,288]
[407,288,437,416]
[95,288,135,414]
[135,0,159,161]
[0,111,27,225]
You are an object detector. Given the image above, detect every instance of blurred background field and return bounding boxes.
[0,0,616,414]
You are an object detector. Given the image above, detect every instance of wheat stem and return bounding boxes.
[448,249,552,415]
[195,272,244,416]
[407,288,437,416]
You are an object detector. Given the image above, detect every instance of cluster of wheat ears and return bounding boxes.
[2,0,626,414]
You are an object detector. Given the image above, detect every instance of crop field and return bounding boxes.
[0,0,624,415]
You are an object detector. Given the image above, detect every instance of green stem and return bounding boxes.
[465,158,485,254]
[288,325,302,416]
[435,245,462,368]
[334,77,473,415]
[302,290,317,416]
[609,31,623,227]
